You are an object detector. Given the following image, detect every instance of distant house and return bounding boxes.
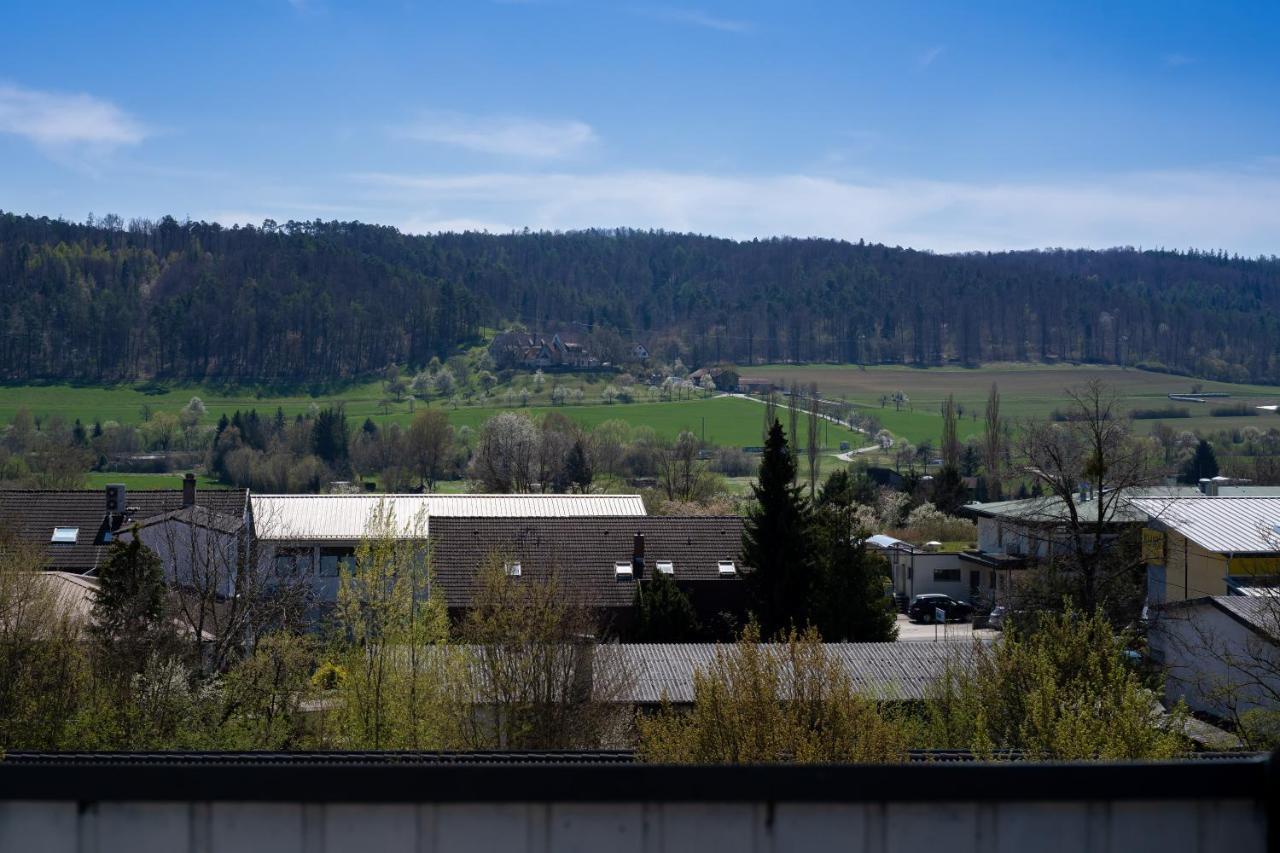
[420,515,748,627]
[488,330,595,370]
[0,478,248,576]
[629,342,650,363]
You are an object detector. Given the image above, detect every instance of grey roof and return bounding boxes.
[1213,596,1280,641]
[1130,497,1280,554]
[616,641,981,703]
[251,494,646,540]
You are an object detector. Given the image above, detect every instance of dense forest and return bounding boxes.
[3,210,1280,384]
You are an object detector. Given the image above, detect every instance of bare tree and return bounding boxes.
[656,430,711,502]
[1014,380,1155,618]
[787,383,800,485]
[806,382,821,497]
[982,383,1003,499]
[456,556,632,749]
[941,393,960,471]
[406,409,453,491]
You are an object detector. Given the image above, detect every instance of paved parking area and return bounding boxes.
[894,613,1001,642]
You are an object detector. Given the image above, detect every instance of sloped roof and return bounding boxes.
[1213,596,1280,641]
[250,494,646,540]
[427,516,745,609]
[618,641,981,703]
[1130,497,1280,554]
[0,488,248,574]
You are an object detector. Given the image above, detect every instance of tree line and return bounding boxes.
[3,211,1280,383]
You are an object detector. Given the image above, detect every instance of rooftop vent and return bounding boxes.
[718,560,737,576]
[51,527,78,544]
[655,560,674,575]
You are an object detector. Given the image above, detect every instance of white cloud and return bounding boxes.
[398,113,597,159]
[646,7,753,33]
[0,83,147,148]
[351,164,1280,255]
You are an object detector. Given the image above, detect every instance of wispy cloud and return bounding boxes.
[350,164,1280,255]
[917,46,945,68]
[0,83,147,148]
[642,7,753,33]
[397,112,597,159]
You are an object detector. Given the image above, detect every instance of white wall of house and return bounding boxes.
[1150,601,1280,722]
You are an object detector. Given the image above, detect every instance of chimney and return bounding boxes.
[632,531,646,579]
[182,472,197,508]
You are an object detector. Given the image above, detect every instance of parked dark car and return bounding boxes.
[908,594,974,624]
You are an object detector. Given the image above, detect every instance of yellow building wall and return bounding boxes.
[1153,530,1280,602]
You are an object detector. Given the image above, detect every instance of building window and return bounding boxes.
[655,560,674,575]
[51,527,79,544]
[933,568,961,582]
[505,561,522,577]
[614,560,634,580]
[718,560,737,576]
[273,547,313,577]
[319,547,355,578]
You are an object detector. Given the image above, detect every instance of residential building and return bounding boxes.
[0,478,248,576]
[248,493,648,604]
[488,331,595,370]
[867,535,972,604]
[426,515,747,626]
[1150,595,1279,728]
[1130,496,1280,604]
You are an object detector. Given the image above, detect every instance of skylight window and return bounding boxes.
[718,560,736,576]
[505,561,522,577]
[51,527,78,544]
[656,560,674,575]
[614,560,634,579]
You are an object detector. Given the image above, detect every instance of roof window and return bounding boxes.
[505,561,522,577]
[655,560,674,575]
[718,559,737,576]
[615,560,634,579]
[51,527,78,544]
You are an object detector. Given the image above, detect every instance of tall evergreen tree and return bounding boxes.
[632,570,699,642]
[742,420,814,637]
[1179,439,1220,484]
[811,503,897,641]
[90,533,168,673]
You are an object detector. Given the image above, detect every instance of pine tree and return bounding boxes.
[1179,439,1220,484]
[742,419,814,637]
[632,569,699,641]
[90,533,167,673]
[814,504,896,637]
[564,438,593,493]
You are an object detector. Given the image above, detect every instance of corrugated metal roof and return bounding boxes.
[250,494,646,540]
[617,641,981,703]
[1131,497,1280,554]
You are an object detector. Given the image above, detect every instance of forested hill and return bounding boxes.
[3,210,1280,384]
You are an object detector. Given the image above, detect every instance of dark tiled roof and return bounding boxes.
[0,488,248,574]
[429,516,746,609]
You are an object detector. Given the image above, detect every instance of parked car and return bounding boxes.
[907,594,973,624]
[987,605,1007,630]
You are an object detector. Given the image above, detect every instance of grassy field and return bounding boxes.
[0,384,863,450]
[83,472,228,490]
[746,363,1280,445]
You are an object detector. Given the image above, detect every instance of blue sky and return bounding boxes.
[2,1,1279,253]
